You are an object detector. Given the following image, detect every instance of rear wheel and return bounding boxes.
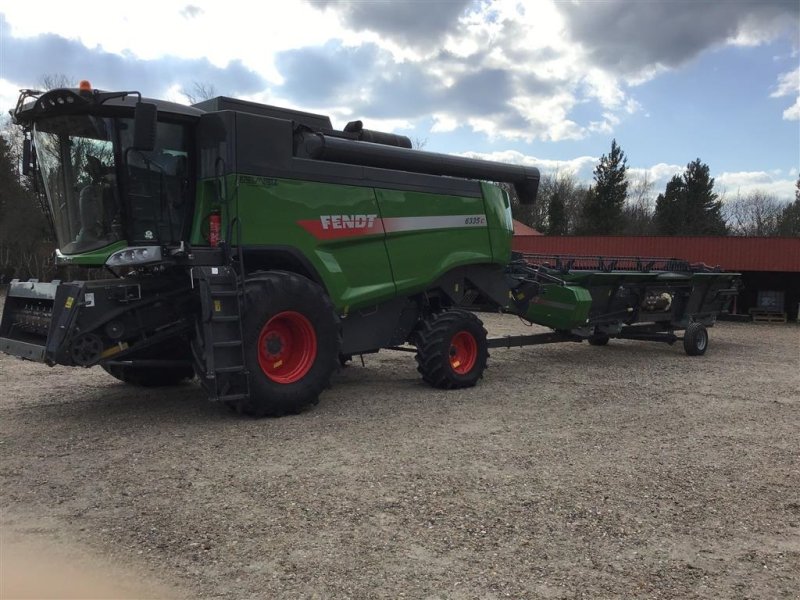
[239,271,340,417]
[415,309,489,389]
[588,333,610,346]
[683,322,708,356]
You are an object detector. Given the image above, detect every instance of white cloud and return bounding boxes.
[715,171,796,202]
[459,149,598,178]
[303,0,639,143]
[431,114,459,133]
[783,98,800,121]
[1,1,350,85]
[628,162,683,183]
[771,66,799,121]
[771,66,799,97]
[0,79,22,117]
[3,0,772,146]
[583,68,626,110]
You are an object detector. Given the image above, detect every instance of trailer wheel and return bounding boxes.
[102,342,195,387]
[415,309,489,389]
[683,322,708,356]
[588,333,610,346]
[240,271,340,417]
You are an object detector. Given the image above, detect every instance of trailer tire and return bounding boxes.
[101,342,195,387]
[239,271,340,417]
[683,322,708,356]
[415,309,488,389]
[588,333,610,346]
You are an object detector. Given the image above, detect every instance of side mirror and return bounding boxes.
[22,137,33,176]
[133,102,157,151]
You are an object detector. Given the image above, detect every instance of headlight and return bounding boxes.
[106,246,162,267]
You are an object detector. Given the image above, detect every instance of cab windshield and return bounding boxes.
[33,114,192,255]
[34,115,123,254]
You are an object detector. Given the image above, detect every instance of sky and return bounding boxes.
[0,0,798,202]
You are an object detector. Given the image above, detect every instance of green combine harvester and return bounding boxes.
[0,83,739,416]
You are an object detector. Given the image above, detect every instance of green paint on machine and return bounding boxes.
[523,285,593,330]
[190,176,510,311]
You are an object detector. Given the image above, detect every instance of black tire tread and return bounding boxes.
[414,309,489,390]
[237,270,340,417]
[588,333,610,346]
[683,322,708,356]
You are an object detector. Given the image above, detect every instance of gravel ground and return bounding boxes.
[1,306,799,599]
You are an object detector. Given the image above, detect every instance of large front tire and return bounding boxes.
[415,309,489,389]
[239,271,340,417]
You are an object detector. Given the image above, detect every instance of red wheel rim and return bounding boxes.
[449,331,477,375]
[257,311,317,383]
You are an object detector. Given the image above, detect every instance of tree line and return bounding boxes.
[510,139,800,237]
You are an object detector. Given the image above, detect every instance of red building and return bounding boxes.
[512,234,800,321]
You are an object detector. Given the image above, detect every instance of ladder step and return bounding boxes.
[215,365,247,374]
[213,340,242,348]
[197,269,250,403]
[211,315,240,322]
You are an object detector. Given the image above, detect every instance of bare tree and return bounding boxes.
[622,172,655,234]
[412,137,428,150]
[724,191,785,236]
[40,73,74,90]
[183,82,217,105]
[513,171,589,234]
[1,117,25,181]
[1,74,73,180]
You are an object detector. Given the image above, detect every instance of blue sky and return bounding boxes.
[0,0,797,201]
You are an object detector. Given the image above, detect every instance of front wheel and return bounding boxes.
[683,322,708,356]
[415,309,489,389]
[240,271,340,417]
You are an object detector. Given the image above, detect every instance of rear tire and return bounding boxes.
[683,322,708,356]
[588,333,610,346]
[415,309,488,389]
[239,271,340,417]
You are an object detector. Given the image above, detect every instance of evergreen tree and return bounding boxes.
[654,175,684,235]
[579,139,628,234]
[0,135,53,280]
[546,192,567,235]
[776,175,800,236]
[654,159,726,235]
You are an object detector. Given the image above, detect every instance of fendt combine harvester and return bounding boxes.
[0,83,739,416]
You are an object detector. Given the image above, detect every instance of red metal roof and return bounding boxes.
[512,220,542,236]
[512,236,800,272]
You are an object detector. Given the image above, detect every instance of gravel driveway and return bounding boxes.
[1,310,798,599]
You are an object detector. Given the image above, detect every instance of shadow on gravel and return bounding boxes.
[15,381,232,426]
